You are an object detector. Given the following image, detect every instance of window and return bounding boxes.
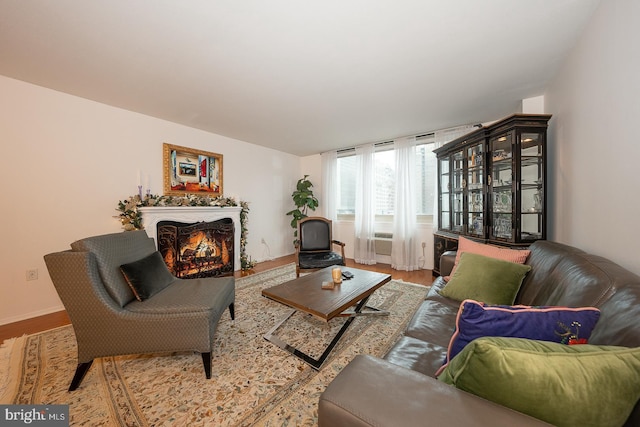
[374,148,395,215]
[337,154,356,215]
[336,141,437,219]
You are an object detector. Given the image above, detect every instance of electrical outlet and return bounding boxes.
[26,269,38,281]
[421,242,426,248]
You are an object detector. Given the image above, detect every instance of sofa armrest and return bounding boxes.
[318,355,551,427]
[439,250,457,277]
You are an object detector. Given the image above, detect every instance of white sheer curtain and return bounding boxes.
[320,151,338,222]
[391,137,418,271]
[354,144,377,264]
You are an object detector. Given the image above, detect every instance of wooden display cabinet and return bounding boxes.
[433,114,551,275]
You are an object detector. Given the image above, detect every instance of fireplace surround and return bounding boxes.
[139,206,242,272]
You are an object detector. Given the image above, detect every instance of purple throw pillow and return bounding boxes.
[436,299,601,376]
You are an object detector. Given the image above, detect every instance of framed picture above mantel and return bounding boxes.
[163,143,223,196]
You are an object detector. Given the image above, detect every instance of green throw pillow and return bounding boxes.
[438,337,640,427]
[439,252,531,305]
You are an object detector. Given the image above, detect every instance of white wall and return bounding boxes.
[545,0,640,275]
[522,95,545,114]
[0,76,300,325]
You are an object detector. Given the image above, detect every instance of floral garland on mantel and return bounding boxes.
[116,194,256,270]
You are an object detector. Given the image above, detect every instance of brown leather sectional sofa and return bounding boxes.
[318,240,640,426]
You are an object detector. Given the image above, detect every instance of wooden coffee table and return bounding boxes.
[261,266,391,369]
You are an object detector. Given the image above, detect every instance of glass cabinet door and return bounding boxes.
[489,132,514,241]
[452,149,465,233]
[439,157,451,230]
[466,142,484,237]
[519,131,544,241]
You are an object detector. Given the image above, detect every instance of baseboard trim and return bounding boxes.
[0,305,65,326]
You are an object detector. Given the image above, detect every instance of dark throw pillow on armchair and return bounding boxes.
[120,251,176,301]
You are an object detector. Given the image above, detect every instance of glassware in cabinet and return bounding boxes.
[452,149,465,233]
[467,143,484,237]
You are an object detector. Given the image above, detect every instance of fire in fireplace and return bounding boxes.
[156,218,234,278]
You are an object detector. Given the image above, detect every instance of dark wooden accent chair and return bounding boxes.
[295,217,346,277]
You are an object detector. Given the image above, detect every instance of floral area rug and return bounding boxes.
[1,263,428,426]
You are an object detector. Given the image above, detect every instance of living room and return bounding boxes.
[1,1,639,423]
[2,0,638,326]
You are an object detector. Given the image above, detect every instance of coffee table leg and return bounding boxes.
[263,295,387,370]
[339,305,389,317]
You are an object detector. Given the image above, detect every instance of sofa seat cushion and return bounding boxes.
[384,336,447,376]
[126,276,234,316]
[319,354,552,427]
[298,251,344,269]
[120,251,176,301]
[439,252,531,305]
[404,299,459,348]
[438,337,640,427]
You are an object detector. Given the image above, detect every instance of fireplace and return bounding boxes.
[138,206,242,272]
[157,219,234,278]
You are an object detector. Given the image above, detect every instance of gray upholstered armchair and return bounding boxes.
[44,230,235,391]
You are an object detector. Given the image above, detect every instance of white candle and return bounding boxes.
[137,170,141,187]
[145,174,150,192]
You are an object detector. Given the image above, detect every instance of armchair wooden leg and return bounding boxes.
[202,352,212,379]
[69,360,93,391]
[228,303,235,320]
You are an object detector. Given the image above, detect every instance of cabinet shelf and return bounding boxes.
[492,160,513,172]
[521,156,543,167]
[491,184,513,190]
[521,183,542,190]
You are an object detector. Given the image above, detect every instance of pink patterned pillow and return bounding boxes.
[445,236,530,280]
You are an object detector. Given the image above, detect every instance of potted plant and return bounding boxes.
[286,175,319,241]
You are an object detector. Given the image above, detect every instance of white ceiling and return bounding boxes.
[0,0,600,156]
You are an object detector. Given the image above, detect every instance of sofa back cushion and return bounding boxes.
[517,241,617,308]
[71,230,157,307]
[518,240,640,348]
[516,240,585,305]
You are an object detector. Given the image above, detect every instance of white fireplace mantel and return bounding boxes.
[139,206,242,271]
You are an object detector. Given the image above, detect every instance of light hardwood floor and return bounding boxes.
[0,255,433,342]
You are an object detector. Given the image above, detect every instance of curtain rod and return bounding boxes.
[328,123,481,155]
